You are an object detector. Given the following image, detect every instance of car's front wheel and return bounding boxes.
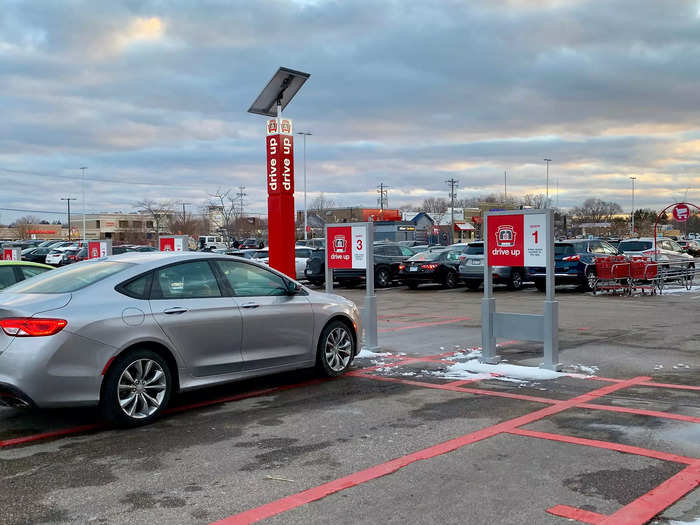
[316,320,355,377]
[375,267,391,288]
[508,270,523,290]
[100,348,172,427]
[443,270,458,289]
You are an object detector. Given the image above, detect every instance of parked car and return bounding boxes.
[198,235,229,251]
[528,239,619,292]
[45,246,78,266]
[458,241,527,291]
[304,243,416,288]
[296,238,325,249]
[239,238,265,249]
[22,247,53,263]
[398,247,463,289]
[226,249,258,259]
[676,239,700,257]
[618,237,695,268]
[0,261,53,290]
[0,252,360,426]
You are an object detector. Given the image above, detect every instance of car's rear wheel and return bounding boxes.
[100,348,172,427]
[535,279,546,292]
[443,270,458,289]
[375,267,391,288]
[508,270,523,290]
[407,281,419,289]
[465,280,481,291]
[316,320,355,377]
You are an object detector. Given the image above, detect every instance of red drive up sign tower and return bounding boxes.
[248,67,310,279]
[266,118,296,277]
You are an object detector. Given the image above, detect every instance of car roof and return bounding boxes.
[0,261,53,269]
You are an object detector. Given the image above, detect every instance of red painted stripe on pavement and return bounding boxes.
[639,381,700,392]
[211,376,650,524]
[443,379,481,387]
[580,403,700,424]
[546,504,606,524]
[0,423,102,448]
[508,428,695,465]
[378,317,471,333]
[351,373,558,404]
[0,379,327,449]
[598,461,700,525]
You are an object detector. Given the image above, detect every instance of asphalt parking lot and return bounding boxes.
[1,283,698,524]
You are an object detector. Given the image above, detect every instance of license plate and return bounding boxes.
[409,266,418,272]
[470,259,482,265]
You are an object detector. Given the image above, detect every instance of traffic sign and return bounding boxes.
[673,204,690,222]
[487,212,547,267]
[159,235,188,252]
[326,225,367,269]
[2,247,20,261]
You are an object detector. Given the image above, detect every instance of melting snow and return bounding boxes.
[437,359,565,382]
[356,349,393,358]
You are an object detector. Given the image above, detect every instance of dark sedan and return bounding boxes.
[399,248,462,289]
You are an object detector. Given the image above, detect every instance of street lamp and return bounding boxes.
[630,176,636,235]
[544,158,552,205]
[80,167,87,245]
[297,131,312,240]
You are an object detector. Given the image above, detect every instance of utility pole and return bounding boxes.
[297,131,312,240]
[236,186,247,238]
[377,182,389,219]
[80,167,87,245]
[180,202,191,234]
[446,178,459,244]
[630,177,636,235]
[60,197,76,241]
[504,171,507,202]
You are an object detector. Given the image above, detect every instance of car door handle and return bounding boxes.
[241,302,260,309]
[163,307,188,315]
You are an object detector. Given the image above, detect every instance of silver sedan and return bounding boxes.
[0,252,361,426]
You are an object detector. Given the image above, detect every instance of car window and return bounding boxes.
[588,241,606,254]
[154,261,222,299]
[4,261,133,293]
[0,266,18,289]
[619,240,652,252]
[465,244,484,255]
[555,244,575,256]
[445,250,461,262]
[119,272,153,299]
[21,266,50,280]
[668,240,683,252]
[399,246,415,257]
[295,248,312,258]
[215,260,288,297]
[600,241,618,254]
[409,251,443,262]
[374,246,389,256]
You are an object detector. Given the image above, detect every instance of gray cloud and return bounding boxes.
[1,0,700,223]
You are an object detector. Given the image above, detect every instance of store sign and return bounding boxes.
[326,225,367,269]
[87,241,111,259]
[2,247,20,261]
[673,204,690,222]
[266,122,294,196]
[159,236,186,252]
[487,213,547,267]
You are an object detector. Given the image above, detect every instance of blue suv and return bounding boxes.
[527,239,619,292]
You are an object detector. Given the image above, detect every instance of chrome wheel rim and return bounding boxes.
[377,270,389,287]
[512,272,522,289]
[118,359,167,419]
[587,272,597,289]
[324,327,352,372]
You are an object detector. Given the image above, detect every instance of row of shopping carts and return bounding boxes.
[593,255,695,295]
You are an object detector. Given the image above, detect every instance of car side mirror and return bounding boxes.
[285,280,301,295]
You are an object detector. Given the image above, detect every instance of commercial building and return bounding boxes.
[69,213,160,243]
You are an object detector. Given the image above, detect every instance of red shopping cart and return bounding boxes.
[594,256,630,295]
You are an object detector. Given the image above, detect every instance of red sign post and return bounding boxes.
[266,118,296,278]
[159,235,187,252]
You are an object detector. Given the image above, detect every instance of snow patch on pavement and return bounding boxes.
[356,349,393,359]
[437,360,566,382]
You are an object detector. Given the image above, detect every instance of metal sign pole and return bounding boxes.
[543,209,560,370]
[364,221,379,351]
[324,223,333,294]
[481,213,498,363]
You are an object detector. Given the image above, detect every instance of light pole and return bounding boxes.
[60,197,76,241]
[80,167,87,245]
[297,131,312,240]
[544,158,552,205]
[630,176,636,235]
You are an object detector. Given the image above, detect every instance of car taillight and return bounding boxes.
[562,255,580,262]
[0,318,67,337]
[421,263,439,270]
[398,264,406,270]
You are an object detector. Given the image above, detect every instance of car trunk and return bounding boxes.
[0,293,72,353]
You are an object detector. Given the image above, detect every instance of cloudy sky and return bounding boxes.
[1,0,699,223]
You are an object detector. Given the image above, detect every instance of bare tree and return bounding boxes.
[520,193,549,209]
[309,193,336,216]
[134,199,173,235]
[420,197,449,214]
[13,216,39,239]
[208,189,237,248]
[571,198,623,224]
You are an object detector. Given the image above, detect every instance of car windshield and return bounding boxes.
[409,250,444,262]
[619,241,653,252]
[465,244,484,255]
[3,261,133,294]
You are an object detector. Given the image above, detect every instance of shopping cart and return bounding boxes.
[629,257,658,295]
[593,256,630,295]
